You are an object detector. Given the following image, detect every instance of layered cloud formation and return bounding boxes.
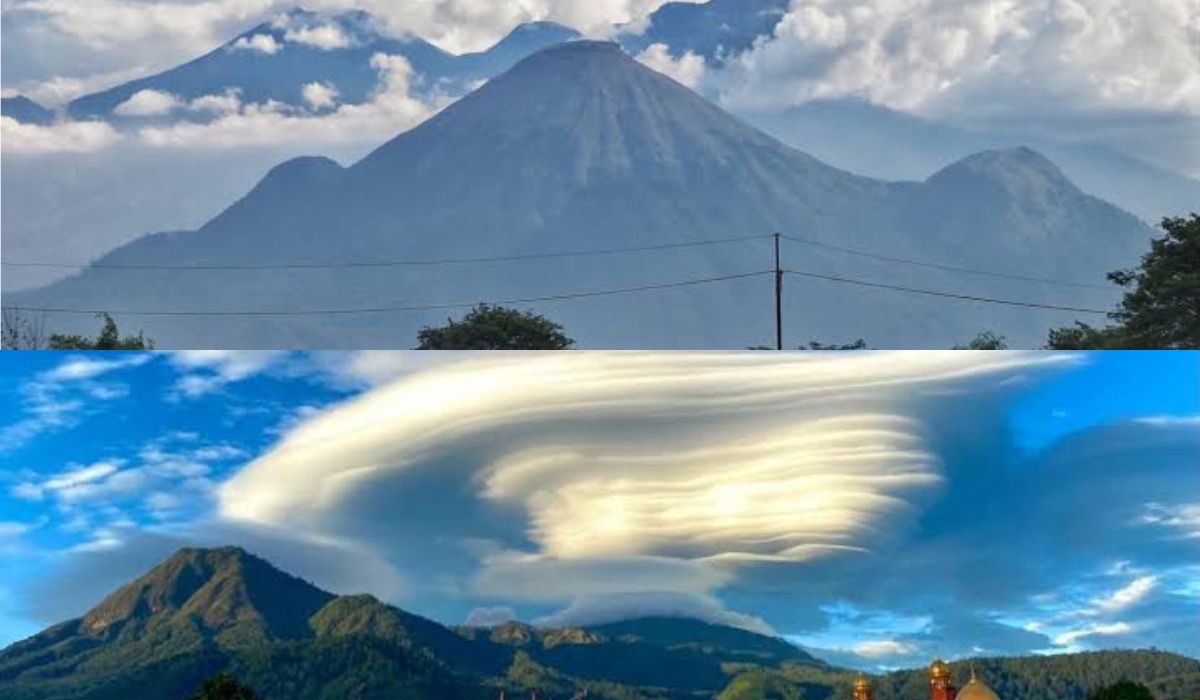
[214,354,1077,622]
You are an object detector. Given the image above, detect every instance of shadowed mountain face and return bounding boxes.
[12,41,1151,349]
[621,0,791,60]
[2,547,1196,700]
[740,99,1200,224]
[1,96,55,125]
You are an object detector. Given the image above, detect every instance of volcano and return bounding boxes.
[11,41,1150,348]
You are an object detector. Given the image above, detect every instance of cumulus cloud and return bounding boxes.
[136,52,438,149]
[0,116,122,154]
[717,0,1200,124]
[285,23,352,50]
[301,81,340,110]
[3,66,154,108]
[635,43,707,88]
[113,88,182,116]
[8,0,679,66]
[230,32,281,54]
[187,88,244,115]
[852,639,917,658]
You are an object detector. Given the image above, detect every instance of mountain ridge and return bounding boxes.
[10,40,1151,349]
[2,546,1196,700]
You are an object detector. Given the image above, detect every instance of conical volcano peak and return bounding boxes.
[80,546,332,639]
[502,39,642,80]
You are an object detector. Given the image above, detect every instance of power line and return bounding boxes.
[0,235,770,271]
[3,270,773,318]
[780,234,1116,292]
[784,269,1112,315]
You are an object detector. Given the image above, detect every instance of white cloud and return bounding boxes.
[1136,415,1200,427]
[0,521,34,538]
[0,361,137,452]
[285,23,351,50]
[188,89,244,115]
[230,33,282,54]
[168,350,287,397]
[1138,502,1200,539]
[465,605,516,627]
[852,639,918,658]
[1053,620,1134,647]
[1091,575,1157,614]
[301,81,340,111]
[6,66,156,108]
[636,43,707,88]
[15,0,278,51]
[217,352,1073,603]
[0,116,122,154]
[535,591,774,635]
[718,0,1200,123]
[137,52,438,149]
[113,88,181,116]
[43,461,123,492]
[38,354,150,382]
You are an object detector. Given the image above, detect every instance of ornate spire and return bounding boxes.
[854,673,873,700]
[929,659,956,700]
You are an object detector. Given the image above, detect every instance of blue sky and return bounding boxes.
[0,351,1196,672]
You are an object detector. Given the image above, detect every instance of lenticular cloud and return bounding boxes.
[218,353,1073,573]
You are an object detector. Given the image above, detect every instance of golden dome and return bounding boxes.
[854,674,871,690]
[955,670,1000,700]
[929,659,952,679]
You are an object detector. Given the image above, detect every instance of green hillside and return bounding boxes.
[1,547,1195,700]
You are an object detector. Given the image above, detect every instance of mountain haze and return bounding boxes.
[11,41,1151,348]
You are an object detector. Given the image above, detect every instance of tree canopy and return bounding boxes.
[1049,214,1199,349]
[954,331,1008,350]
[417,305,575,350]
[189,674,260,700]
[48,314,154,350]
[1085,680,1155,700]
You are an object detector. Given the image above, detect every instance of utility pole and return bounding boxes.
[774,232,783,350]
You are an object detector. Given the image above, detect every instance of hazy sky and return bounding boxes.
[0,351,1196,671]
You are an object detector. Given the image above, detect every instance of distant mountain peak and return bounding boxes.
[928,146,1082,198]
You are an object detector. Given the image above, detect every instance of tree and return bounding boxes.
[1049,214,1199,349]
[2,308,48,349]
[954,331,1008,350]
[46,314,154,350]
[189,673,260,700]
[803,339,869,350]
[417,305,574,350]
[1086,680,1154,700]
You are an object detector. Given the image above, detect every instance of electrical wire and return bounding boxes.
[784,269,1111,315]
[2,270,773,317]
[780,234,1115,292]
[0,235,769,271]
